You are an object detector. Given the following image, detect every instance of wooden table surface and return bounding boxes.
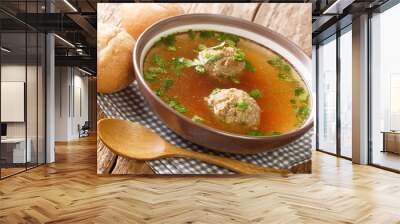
[97,3,312,175]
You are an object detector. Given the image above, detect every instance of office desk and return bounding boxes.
[381,131,400,154]
[1,138,31,163]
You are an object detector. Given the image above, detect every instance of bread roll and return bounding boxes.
[97,24,135,93]
[97,3,183,93]
[97,22,119,50]
[120,3,183,39]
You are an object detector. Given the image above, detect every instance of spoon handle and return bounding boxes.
[169,146,289,175]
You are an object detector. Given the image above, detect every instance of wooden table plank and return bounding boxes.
[97,139,117,174]
[97,3,122,27]
[97,3,312,175]
[179,3,260,20]
[253,3,312,57]
[111,157,154,175]
[97,107,118,174]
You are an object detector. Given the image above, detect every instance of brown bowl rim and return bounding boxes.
[133,13,313,142]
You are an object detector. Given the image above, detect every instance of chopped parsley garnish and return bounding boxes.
[249,130,282,136]
[249,89,262,99]
[194,64,205,73]
[158,34,177,51]
[217,33,240,46]
[278,72,291,81]
[230,77,241,84]
[248,130,265,136]
[267,57,294,82]
[156,79,174,97]
[267,57,283,67]
[267,56,310,126]
[167,46,177,52]
[211,88,221,95]
[281,63,291,73]
[155,89,164,96]
[171,57,193,75]
[144,54,168,82]
[144,70,158,82]
[296,105,310,124]
[233,49,246,61]
[245,60,256,72]
[147,66,165,74]
[168,99,188,113]
[225,40,236,47]
[164,79,174,88]
[151,54,167,69]
[236,101,248,111]
[298,92,309,102]
[188,29,196,39]
[199,31,214,39]
[290,85,310,126]
[192,115,204,123]
[270,131,282,136]
[198,44,207,51]
[160,34,176,47]
[294,87,305,96]
[144,66,166,82]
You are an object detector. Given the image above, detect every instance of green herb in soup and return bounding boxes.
[168,98,188,113]
[217,33,240,47]
[248,130,265,136]
[249,89,262,99]
[144,30,310,136]
[188,29,196,39]
[192,115,204,123]
[170,57,192,75]
[199,31,214,39]
[156,79,174,97]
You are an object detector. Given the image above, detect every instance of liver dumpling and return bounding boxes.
[205,88,261,129]
[198,46,245,81]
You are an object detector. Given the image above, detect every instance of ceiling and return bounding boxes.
[0,0,98,74]
[0,0,394,74]
[311,0,391,43]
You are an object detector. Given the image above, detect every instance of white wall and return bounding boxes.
[1,65,35,138]
[1,65,26,142]
[1,63,46,164]
[55,66,69,141]
[54,67,89,141]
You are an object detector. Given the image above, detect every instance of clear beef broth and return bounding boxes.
[143,31,310,136]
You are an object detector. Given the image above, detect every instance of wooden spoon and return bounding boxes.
[98,118,289,175]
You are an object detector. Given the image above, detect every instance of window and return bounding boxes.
[316,25,353,159]
[370,2,400,171]
[339,27,352,158]
[0,1,46,179]
[317,36,337,154]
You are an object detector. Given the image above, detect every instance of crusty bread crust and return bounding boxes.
[97,3,183,93]
[120,3,183,39]
[97,26,135,93]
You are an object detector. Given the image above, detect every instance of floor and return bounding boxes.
[1,163,43,178]
[0,167,25,178]
[0,135,399,223]
[372,150,400,171]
